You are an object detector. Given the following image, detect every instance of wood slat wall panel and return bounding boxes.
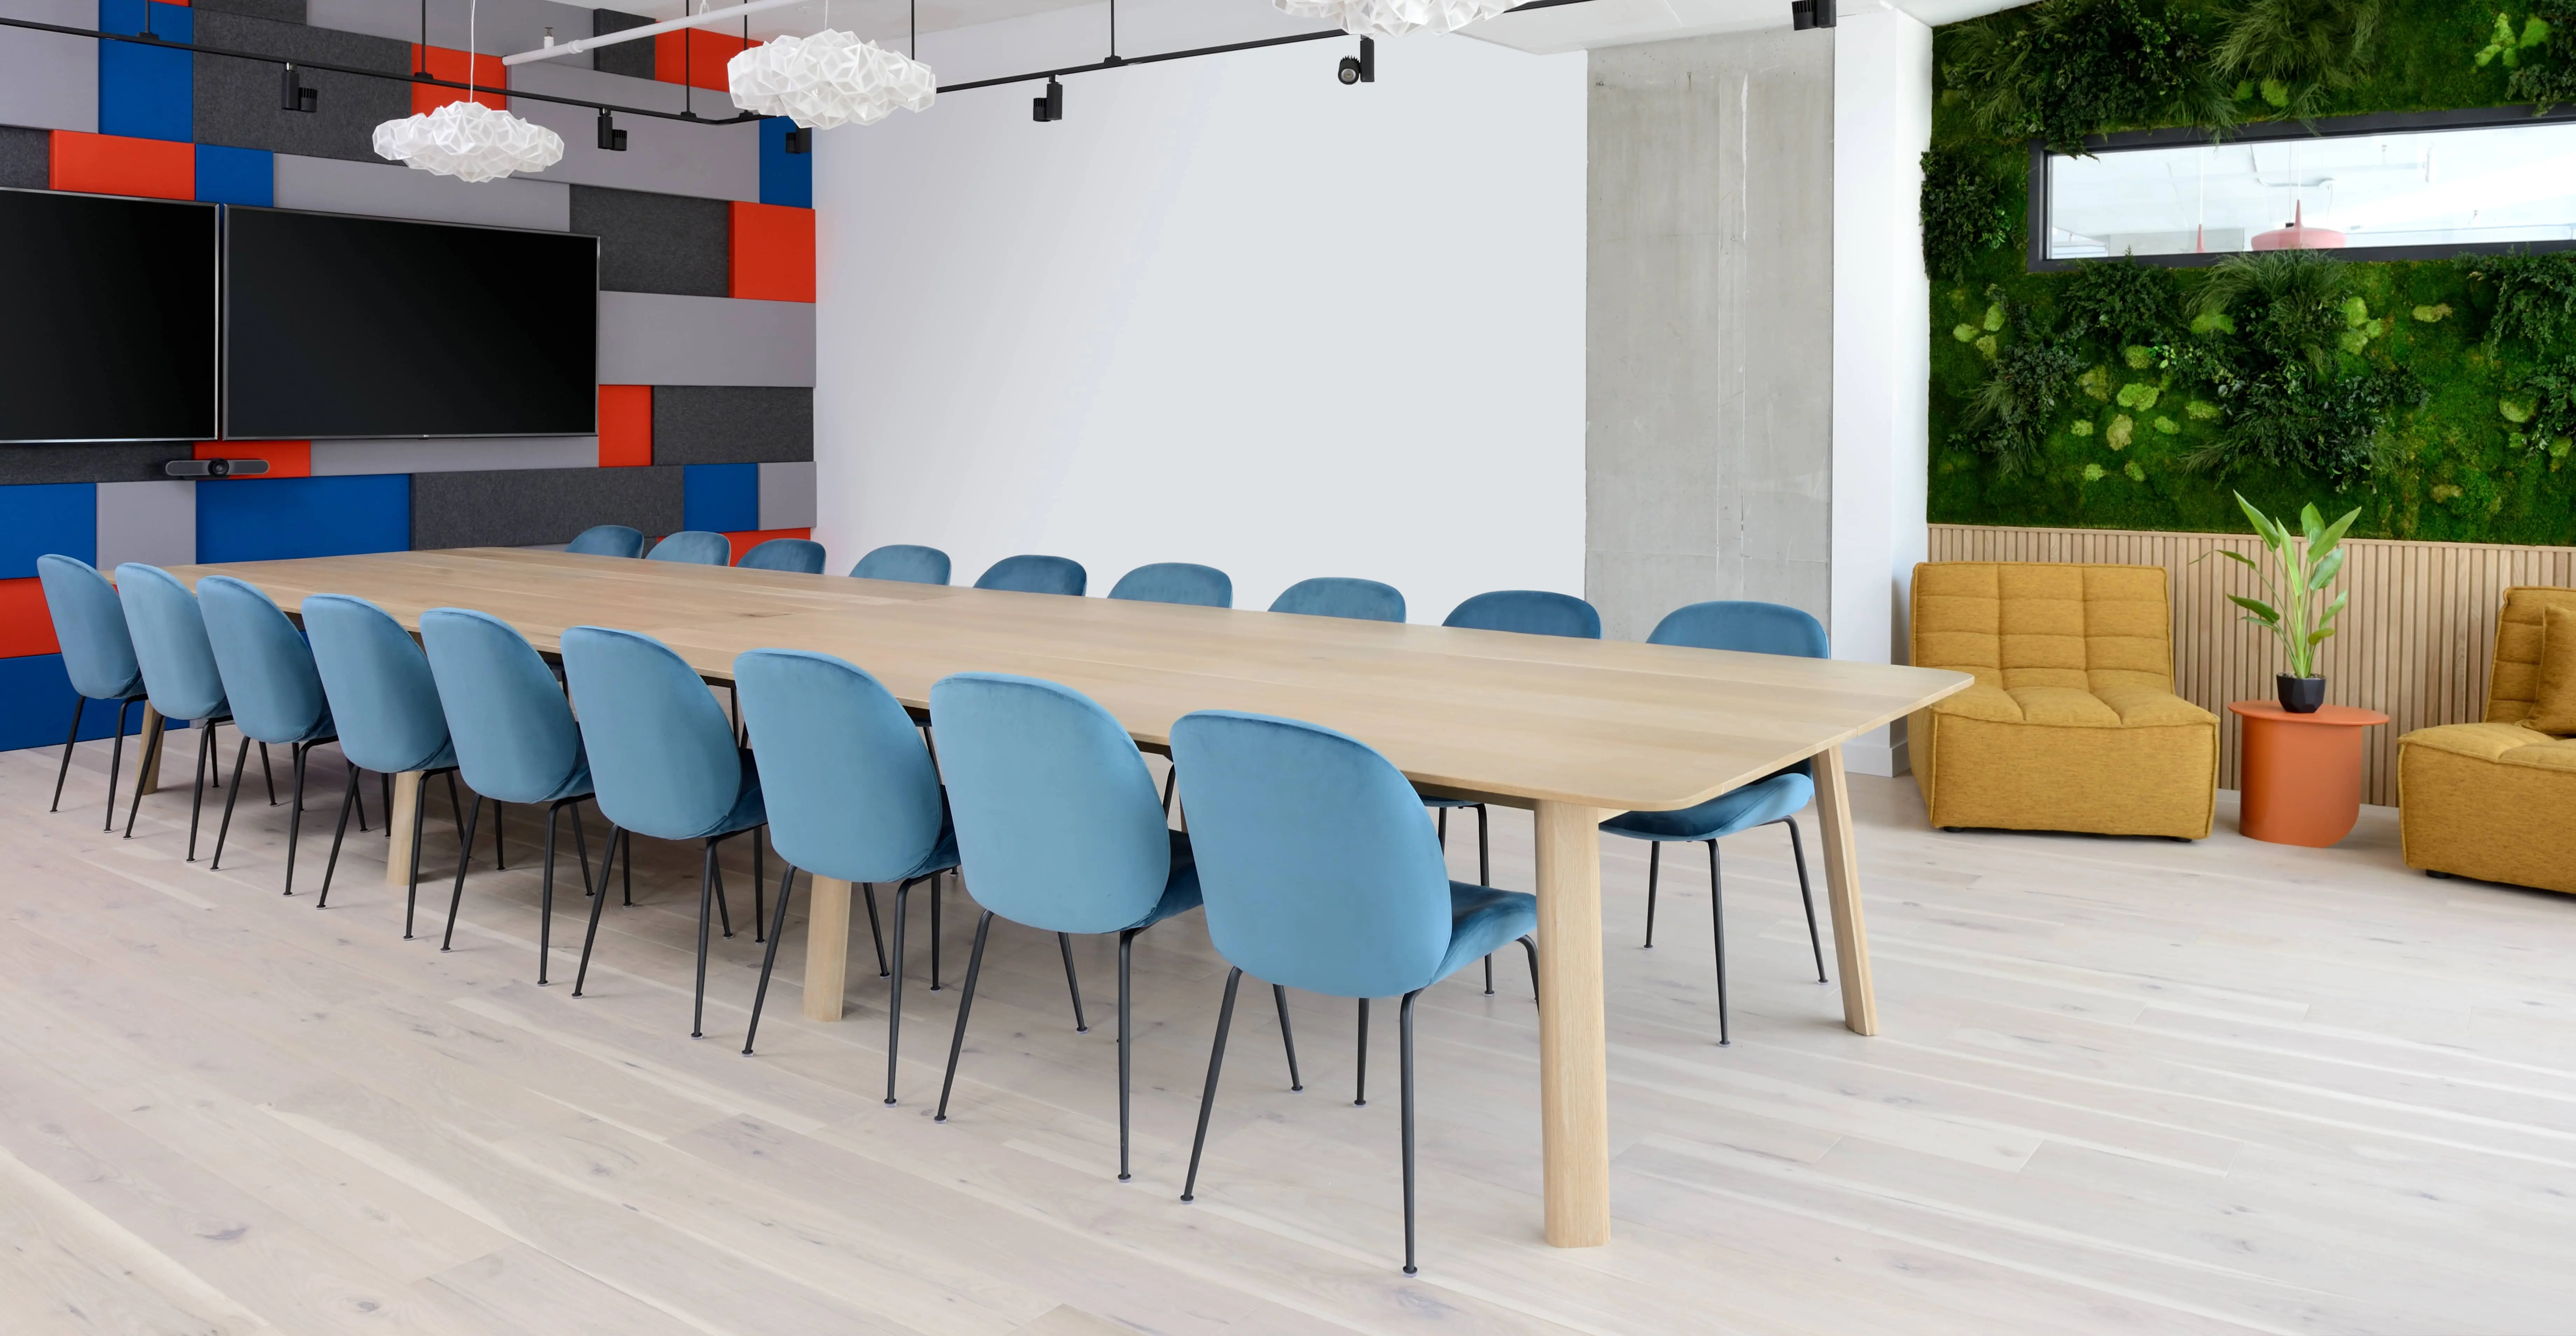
[1927,525,2576,804]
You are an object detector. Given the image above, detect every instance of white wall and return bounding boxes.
[811,8,1587,619]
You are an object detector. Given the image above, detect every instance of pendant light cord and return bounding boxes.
[466,0,476,98]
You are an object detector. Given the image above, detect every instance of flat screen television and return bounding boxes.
[0,188,218,444]
[223,207,597,439]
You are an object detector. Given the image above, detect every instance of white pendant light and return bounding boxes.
[372,0,564,183]
[728,29,936,129]
[1274,0,1512,37]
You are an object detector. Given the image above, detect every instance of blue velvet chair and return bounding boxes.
[1107,562,1232,609]
[973,554,1086,596]
[36,555,149,827]
[925,673,1299,1178]
[737,538,826,573]
[422,609,601,979]
[1169,709,1536,1275]
[1269,577,1404,622]
[645,531,733,565]
[566,525,646,558]
[850,544,951,585]
[306,594,471,936]
[734,650,959,1093]
[199,576,343,896]
[561,626,769,1039]
[114,564,243,860]
[1603,600,1829,1045]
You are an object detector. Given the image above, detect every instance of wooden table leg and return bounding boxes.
[1810,745,1879,1036]
[1532,799,1610,1248]
[384,771,422,886]
[135,706,167,796]
[802,876,853,1021]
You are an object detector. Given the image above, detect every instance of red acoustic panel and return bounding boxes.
[195,441,312,478]
[729,202,815,303]
[655,29,749,92]
[411,45,508,113]
[49,131,194,200]
[0,579,59,659]
[723,528,810,564]
[598,385,652,467]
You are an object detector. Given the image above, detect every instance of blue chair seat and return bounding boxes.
[1122,830,1203,931]
[701,750,769,839]
[1436,882,1539,982]
[1600,771,1814,843]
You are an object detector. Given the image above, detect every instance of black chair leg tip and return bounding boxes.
[1118,1172,1131,1182]
[1291,1083,1303,1092]
[1402,1265,1418,1277]
[1179,1193,1193,1203]
[1353,1098,1366,1108]
[933,1114,945,1123]
[883,1097,897,1106]
[1076,1024,1088,1033]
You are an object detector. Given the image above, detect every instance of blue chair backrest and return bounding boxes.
[929,673,1171,936]
[114,564,229,723]
[561,626,749,841]
[37,555,142,701]
[737,649,946,883]
[1269,577,1405,623]
[198,576,330,745]
[421,609,589,806]
[1170,710,1454,999]
[1649,600,1828,659]
[737,538,826,573]
[974,554,1086,596]
[566,524,645,558]
[303,595,456,775]
[1107,562,1232,608]
[850,544,951,585]
[646,531,732,565]
[1443,590,1601,640]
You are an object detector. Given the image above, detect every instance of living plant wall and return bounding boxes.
[1925,0,2576,543]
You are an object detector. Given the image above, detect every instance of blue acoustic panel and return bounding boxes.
[757,460,815,530]
[194,144,273,205]
[0,482,98,578]
[192,10,411,164]
[569,185,730,297]
[0,653,159,752]
[682,463,756,534]
[0,0,97,134]
[596,292,814,387]
[272,153,570,230]
[196,474,409,563]
[759,117,812,209]
[98,0,193,143]
[94,480,195,570]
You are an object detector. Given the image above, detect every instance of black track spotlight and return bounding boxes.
[1791,0,1835,28]
[1815,0,1836,26]
[783,126,811,154]
[1032,77,1064,122]
[597,108,628,151]
[1338,35,1375,85]
[279,63,317,112]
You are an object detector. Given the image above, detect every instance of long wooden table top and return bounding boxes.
[166,548,1971,813]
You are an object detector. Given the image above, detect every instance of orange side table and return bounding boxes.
[2227,702,2390,847]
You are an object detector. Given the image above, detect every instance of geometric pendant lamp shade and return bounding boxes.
[373,100,567,183]
[1274,0,1513,36]
[728,30,937,130]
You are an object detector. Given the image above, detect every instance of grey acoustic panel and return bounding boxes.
[0,443,184,486]
[0,125,46,189]
[592,8,654,79]
[652,387,812,465]
[95,481,198,570]
[507,61,761,203]
[412,464,682,548]
[272,153,572,230]
[569,185,730,297]
[194,11,412,163]
[197,0,307,23]
[309,0,598,55]
[312,437,600,475]
[597,293,814,387]
[758,460,816,529]
[0,0,97,133]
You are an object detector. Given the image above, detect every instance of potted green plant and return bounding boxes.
[2214,492,2358,713]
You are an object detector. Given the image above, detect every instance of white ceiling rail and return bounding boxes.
[500,0,811,66]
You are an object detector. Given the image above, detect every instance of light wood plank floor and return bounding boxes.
[5,734,2574,1335]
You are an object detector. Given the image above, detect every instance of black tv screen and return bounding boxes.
[223,207,597,439]
[0,188,217,444]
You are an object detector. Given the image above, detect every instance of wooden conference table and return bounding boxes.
[158,548,1970,1248]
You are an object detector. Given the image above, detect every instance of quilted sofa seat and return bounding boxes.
[2398,586,2576,894]
[1910,562,2219,839]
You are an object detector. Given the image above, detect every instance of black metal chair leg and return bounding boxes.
[573,829,623,996]
[351,756,369,832]
[1059,932,1088,1032]
[1476,804,1494,992]
[441,795,484,951]
[204,718,220,790]
[317,767,360,908]
[1118,929,1138,1177]
[1483,956,1494,994]
[1180,966,1243,1203]
[209,733,250,869]
[282,743,309,896]
[50,696,83,813]
[122,715,164,839]
[1437,807,1447,846]
[566,798,591,897]
[1161,765,1176,814]
[442,772,468,874]
[751,835,764,944]
[1272,983,1302,1091]
[1784,817,1826,983]
[743,862,797,1054]
[1400,988,1422,1276]
[929,871,944,991]
[885,879,915,1104]
[934,910,994,1123]
[1354,997,1370,1106]
[103,698,132,831]
[184,719,216,861]
[1520,935,1540,1006]
[712,850,734,940]
[1709,839,1729,1046]
[1644,841,1661,947]
[862,883,887,976]
[259,741,275,806]
[490,800,506,872]
[537,801,561,983]
[401,773,431,937]
[380,772,392,839]
[693,841,719,1038]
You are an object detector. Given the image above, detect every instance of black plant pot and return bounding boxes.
[2277,674,2326,714]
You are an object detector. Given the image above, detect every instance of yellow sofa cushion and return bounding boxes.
[1913,561,2177,695]
[2403,720,2576,771]
[2484,586,2576,725]
[2527,604,2576,737]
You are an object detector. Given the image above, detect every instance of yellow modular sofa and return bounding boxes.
[2398,586,2576,894]
[1909,562,2219,839]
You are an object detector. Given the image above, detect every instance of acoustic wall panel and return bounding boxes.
[0,126,46,188]
[597,384,651,465]
[310,436,600,475]
[0,481,97,576]
[408,44,508,114]
[757,460,814,530]
[728,200,812,302]
[271,152,570,230]
[0,443,175,485]
[0,577,56,657]
[653,27,746,91]
[596,292,814,387]
[0,653,157,750]
[569,184,729,297]
[590,7,652,79]
[651,386,812,464]
[98,0,193,143]
[757,116,810,209]
[49,129,192,198]
[412,464,681,548]
[507,61,760,202]
[0,0,98,133]
[199,0,310,23]
[681,462,755,533]
[94,479,196,569]
[193,144,273,205]
[194,441,311,477]
[720,527,807,564]
[193,10,412,163]
[196,473,409,561]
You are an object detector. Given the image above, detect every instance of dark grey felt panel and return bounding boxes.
[412,465,684,548]
[569,185,729,297]
[0,443,188,486]
[650,387,812,465]
[592,8,655,80]
[197,0,309,23]
[0,126,47,189]
[194,12,412,163]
